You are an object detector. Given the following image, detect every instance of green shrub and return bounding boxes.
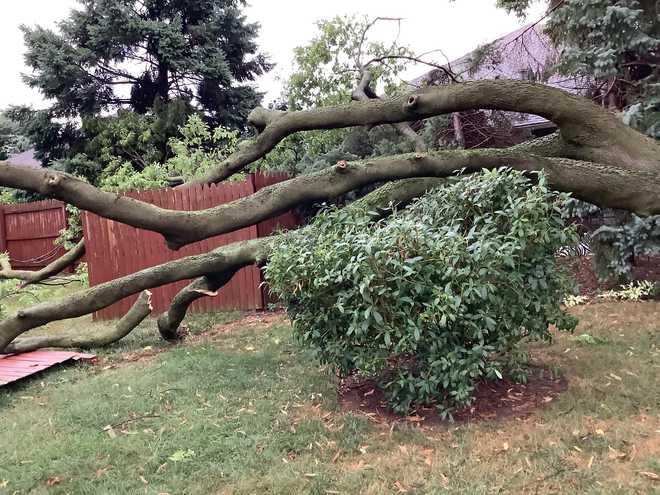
[265,169,578,417]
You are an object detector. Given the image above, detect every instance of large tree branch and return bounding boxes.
[0,177,447,351]
[0,238,273,352]
[0,239,86,286]
[4,145,658,352]
[3,290,152,353]
[352,68,428,152]
[156,270,239,341]
[2,146,659,252]
[195,79,659,184]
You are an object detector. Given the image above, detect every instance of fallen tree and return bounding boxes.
[3,290,152,353]
[0,76,659,352]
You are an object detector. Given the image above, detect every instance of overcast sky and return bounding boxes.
[0,0,546,109]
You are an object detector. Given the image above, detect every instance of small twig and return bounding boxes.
[34,278,82,287]
[111,414,161,429]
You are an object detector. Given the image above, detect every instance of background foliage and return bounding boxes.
[21,0,271,127]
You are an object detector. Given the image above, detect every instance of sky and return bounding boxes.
[0,0,546,109]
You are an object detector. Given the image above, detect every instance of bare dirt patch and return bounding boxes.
[338,366,568,426]
[199,311,288,341]
[110,311,288,366]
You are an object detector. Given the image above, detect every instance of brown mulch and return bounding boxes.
[338,367,568,425]
[569,255,660,296]
[199,311,288,341]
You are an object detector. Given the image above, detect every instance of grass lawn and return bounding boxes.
[0,292,658,494]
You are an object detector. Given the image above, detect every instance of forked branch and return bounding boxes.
[197,79,659,184]
[2,146,659,253]
[0,238,273,351]
[156,270,239,341]
[3,290,153,353]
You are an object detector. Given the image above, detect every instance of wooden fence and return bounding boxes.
[82,172,298,320]
[0,200,68,270]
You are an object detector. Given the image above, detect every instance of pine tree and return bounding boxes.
[21,0,272,129]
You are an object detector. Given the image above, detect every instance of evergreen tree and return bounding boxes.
[21,0,272,129]
[495,0,660,281]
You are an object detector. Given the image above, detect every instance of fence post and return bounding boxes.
[0,206,6,254]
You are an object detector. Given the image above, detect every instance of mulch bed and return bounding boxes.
[338,366,568,425]
[567,255,660,296]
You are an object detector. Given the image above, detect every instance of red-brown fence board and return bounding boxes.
[252,172,300,238]
[0,200,68,270]
[83,173,298,320]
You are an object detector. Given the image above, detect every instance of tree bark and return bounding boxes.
[0,178,446,350]
[2,147,659,252]
[1,79,660,352]
[197,79,660,184]
[0,81,658,251]
[452,113,466,148]
[0,239,86,286]
[352,68,428,152]
[3,290,152,353]
[156,270,238,341]
[0,238,272,352]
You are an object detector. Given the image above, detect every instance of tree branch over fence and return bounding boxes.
[0,239,86,286]
[0,79,660,352]
[1,145,659,252]
[195,79,660,184]
[0,81,655,250]
[0,177,446,351]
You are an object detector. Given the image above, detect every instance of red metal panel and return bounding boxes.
[0,351,95,386]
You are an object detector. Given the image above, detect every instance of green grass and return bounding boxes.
[0,299,658,494]
[0,278,242,358]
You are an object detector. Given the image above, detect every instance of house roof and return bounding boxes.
[412,24,591,129]
[5,149,42,169]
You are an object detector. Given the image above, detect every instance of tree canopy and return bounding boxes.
[21,0,272,129]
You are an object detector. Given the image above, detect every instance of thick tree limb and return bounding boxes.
[156,270,238,341]
[196,79,660,184]
[0,238,273,352]
[3,290,152,353]
[0,81,657,251]
[352,68,428,152]
[0,239,86,286]
[3,178,444,350]
[155,178,446,339]
[2,146,659,253]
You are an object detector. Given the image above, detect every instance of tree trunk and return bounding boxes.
[452,113,466,148]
